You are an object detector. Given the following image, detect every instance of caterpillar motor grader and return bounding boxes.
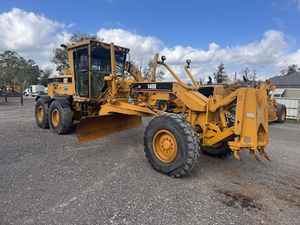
[35,38,269,178]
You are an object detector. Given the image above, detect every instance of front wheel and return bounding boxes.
[144,113,200,178]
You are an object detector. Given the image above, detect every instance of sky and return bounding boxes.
[0,0,300,80]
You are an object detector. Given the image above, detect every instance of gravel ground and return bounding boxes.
[0,98,299,225]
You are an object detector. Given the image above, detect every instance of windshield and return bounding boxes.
[91,46,127,75]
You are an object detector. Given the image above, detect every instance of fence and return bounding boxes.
[275,98,300,121]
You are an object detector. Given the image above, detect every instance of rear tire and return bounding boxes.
[144,113,200,178]
[49,100,73,134]
[201,143,231,158]
[35,99,49,129]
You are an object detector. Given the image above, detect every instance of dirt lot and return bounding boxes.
[0,98,299,225]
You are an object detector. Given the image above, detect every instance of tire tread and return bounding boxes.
[144,113,200,178]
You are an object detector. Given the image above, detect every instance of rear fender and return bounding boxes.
[49,96,72,108]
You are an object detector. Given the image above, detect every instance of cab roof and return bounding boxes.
[65,38,129,53]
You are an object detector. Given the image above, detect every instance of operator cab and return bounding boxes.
[68,39,129,99]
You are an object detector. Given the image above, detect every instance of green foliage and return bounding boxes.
[51,33,97,73]
[143,57,165,81]
[214,63,228,83]
[0,50,42,88]
[39,68,52,86]
[287,64,298,74]
[69,32,96,42]
[240,67,257,81]
[51,47,68,73]
[280,64,299,76]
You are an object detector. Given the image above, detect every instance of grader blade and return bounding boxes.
[76,115,142,143]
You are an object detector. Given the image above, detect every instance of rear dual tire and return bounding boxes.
[35,99,73,134]
[48,100,73,134]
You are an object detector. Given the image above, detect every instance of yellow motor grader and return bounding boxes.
[35,38,270,178]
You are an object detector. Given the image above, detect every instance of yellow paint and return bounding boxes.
[153,129,178,163]
[51,109,60,127]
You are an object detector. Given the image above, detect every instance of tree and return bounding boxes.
[51,33,97,73]
[287,64,298,74]
[241,67,250,81]
[69,32,96,42]
[143,57,165,81]
[51,47,68,74]
[240,67,258,82]
[0,50,41,87]
[39,68,52,86]
[279,64,299,76]
[213,63,228,83]
[249,69,257,81]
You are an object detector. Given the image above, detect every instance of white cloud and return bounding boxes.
[161,30,287,67]
[0,8,71,69]
[97,28,163,66]
[97,28,297,79]
[0,8,299,80]
[278,49,300,67]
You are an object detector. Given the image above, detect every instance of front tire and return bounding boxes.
[49,100,73,134]
[144,113,200,178]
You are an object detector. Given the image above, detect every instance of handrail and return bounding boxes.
[157,56,191,89]
[183,60,199,89]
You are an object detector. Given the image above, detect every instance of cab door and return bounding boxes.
[73,46,89,97]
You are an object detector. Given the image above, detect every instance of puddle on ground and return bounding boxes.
[217,189,262,210]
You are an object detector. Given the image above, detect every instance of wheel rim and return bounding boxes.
[36,106,44,123]
[51,109,60,127]
[153,129,177,163]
